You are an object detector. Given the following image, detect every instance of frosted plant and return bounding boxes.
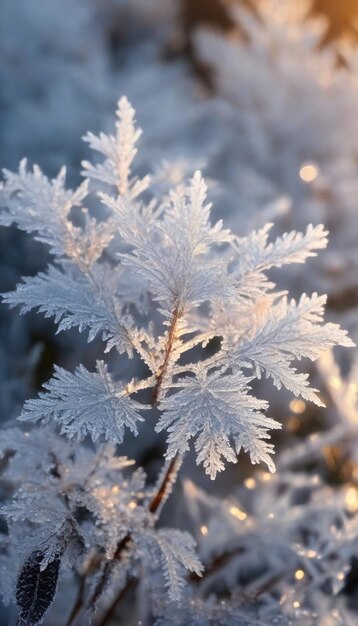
[0,427,202,625]
[0,97,353,624]
[195,0,358,202]
[194,0,358,309]
[175,472,358,626]
[279,347,358,474]
[0,0,218,429]
[0,0,111,175]
[0,0,181,174]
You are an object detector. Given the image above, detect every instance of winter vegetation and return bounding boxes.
[1,1,358,625]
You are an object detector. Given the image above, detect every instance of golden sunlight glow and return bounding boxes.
[261,472,272,482]
[299,163,319,183]
[345,486,358,512]
[111,485,119,494]
[289,399,306,414]
[328,376,342,390]
[287,416,301,433]
[244,478,256,490]
[295,569,305,580]
[229,506,247,521]
[128,501,137,510]
[200,525,208,536]
[293,601,300,609]
[307,549,317,558]
[337,572,345,581]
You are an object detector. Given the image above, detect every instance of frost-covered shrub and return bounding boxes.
[195,0,358,307]
[0,98,353,625]
[0,0,214,428]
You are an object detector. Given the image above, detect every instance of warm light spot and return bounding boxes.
[287,416,300,432]
[307,549,317,558]
[268,512,275,519]
[299,163,319,183]
[261,472,272,482]
[293,601,300,609]
[111,486,119,494]
[184,480,197,497]
[337,572,345,581]
[289,399,306,414]
[229,506,247,521]
[200,525,208,536]
[345,486,358,512]
[244,478,256,490]
[128,501,137,510]
[329,376,342,390]
[295,569,305,581]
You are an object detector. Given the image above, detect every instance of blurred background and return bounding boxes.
[2,0,358,399]
[1,1,358,624]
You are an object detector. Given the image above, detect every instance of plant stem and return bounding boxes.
[149,455,181,514]
[95,454,181,626]
[66,303,183,626]
[66,453,181,626]
[152,304,180,404]
[95,577,136,626]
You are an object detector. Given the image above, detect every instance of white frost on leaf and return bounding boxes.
[157,368,280,479]
[233,293,354,405]
[82,96,150,198]
[119,171,233,314]
[138,528,203,601]
[0,160,89,257]
[19,361,148,443]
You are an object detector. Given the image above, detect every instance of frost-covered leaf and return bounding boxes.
[157,368,279,479]
[20,361,148,443]
[232,223,329,302]
[82,96,150,198]
[234,293,354,404]
[16,550,61,626]
[2,263,138,354]
[1,490,68,525]
[120,171,233,312]
[0,160,88,257]
[139,528,203,601]
[234,223,328,272]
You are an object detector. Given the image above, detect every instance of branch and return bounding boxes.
[94,454,182,626]
[152,304,181,403]
[149,455,181,515]
[67,454,181,625]
[95,577,136,626]
[66,303,184,625]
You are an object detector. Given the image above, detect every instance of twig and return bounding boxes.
[65,575,86,626]
[152,304,180,403]
[95,454,181,625]
[95,577,136,626]
[65,554,102,626]
[66,302,183,625]
[190,544,246,582]
[149,455,181,514]
[67,454,181,625]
